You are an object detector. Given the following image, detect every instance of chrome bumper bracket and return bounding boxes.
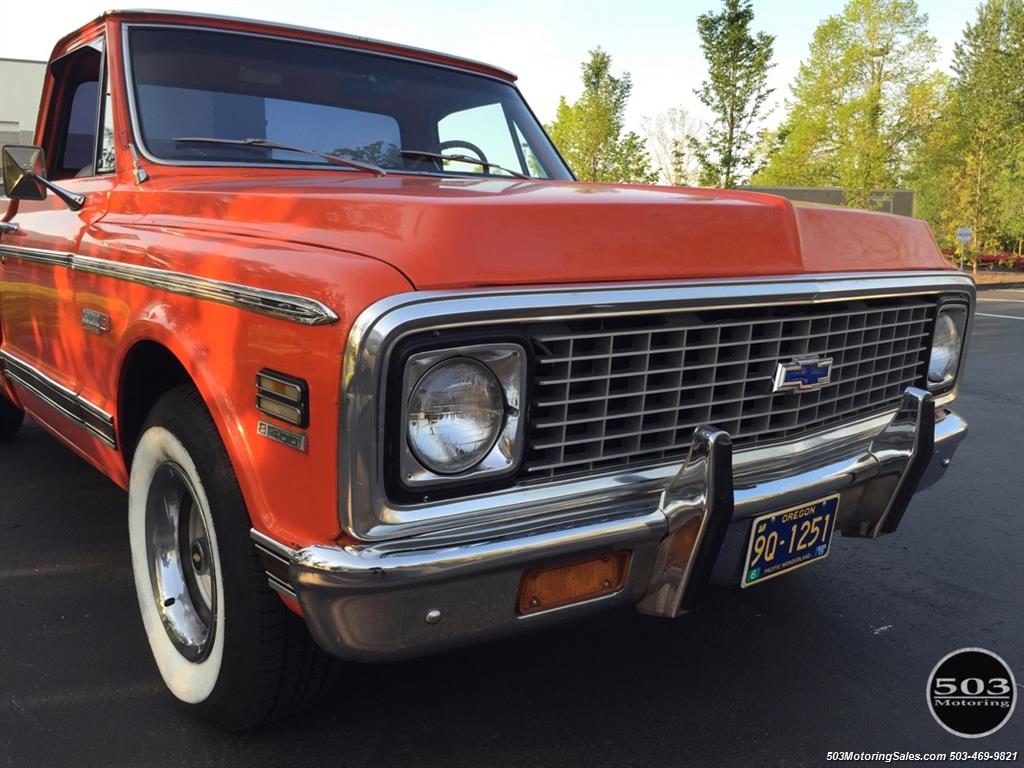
[841,386,936,538]
[637,425,734,618]
[876,388,935,534]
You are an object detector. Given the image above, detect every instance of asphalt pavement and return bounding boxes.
[2,289,1022,767]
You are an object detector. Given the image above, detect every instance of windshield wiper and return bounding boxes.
[172,137,387,176]
[399,149,528,179]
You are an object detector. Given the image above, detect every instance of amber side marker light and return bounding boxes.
[517,551,631,615]
[256,369,309,428]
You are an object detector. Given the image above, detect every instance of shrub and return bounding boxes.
[976,252,1024,270]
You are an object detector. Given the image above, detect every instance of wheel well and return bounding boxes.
[118,341,193,465]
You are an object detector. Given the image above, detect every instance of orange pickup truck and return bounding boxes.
[0,10,973,730]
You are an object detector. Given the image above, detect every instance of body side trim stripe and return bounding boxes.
[0,246,339,326]
[0,351,117,448]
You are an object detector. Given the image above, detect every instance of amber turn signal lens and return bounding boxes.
[256,369,309,428]
[517,551,630,615]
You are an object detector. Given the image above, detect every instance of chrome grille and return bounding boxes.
[523,296,936,481]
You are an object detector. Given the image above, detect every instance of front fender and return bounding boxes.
[96,237,413,547]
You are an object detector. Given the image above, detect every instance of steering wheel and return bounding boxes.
[435,139,490,174]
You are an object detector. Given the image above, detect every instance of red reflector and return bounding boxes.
[517,551,630,615]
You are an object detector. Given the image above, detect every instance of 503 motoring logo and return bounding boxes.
[927,648,1017,738]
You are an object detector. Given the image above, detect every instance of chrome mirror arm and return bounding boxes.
[32,175,85,211]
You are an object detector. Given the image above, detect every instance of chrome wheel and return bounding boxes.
[145,461,217,662]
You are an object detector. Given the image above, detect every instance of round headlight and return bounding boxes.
[407,358,504,474]
[928,312,961,385]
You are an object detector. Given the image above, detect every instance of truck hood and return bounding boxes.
[134,175,948,288]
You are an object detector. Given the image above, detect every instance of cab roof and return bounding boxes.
[55,9,517,81]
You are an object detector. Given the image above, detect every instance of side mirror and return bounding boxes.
[1,145,85,211]
[2,145,48,201]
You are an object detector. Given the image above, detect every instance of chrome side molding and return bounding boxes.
[0,244,71,267]
[0,245,339,326]
[0,351,116,448]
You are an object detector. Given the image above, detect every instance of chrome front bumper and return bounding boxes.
[253,388,967,662]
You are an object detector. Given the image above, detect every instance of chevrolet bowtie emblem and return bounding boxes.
[772,356,833,393]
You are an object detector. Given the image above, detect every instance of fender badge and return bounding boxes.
[81,307,111,334]
[257,420,307,452]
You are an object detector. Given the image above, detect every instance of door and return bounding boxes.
[0,38,117,448]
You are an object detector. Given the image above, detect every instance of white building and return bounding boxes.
[1,58,47,145]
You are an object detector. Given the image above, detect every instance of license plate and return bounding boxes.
[741,494,839,588]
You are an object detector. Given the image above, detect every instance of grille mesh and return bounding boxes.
[522,296,936,481]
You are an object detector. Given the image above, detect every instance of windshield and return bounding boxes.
[126,27,572,180]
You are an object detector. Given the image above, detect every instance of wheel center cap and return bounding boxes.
[190,539,207,573]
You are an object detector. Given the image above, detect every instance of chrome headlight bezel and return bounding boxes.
[396,342,527,492]
[927,303,968,394]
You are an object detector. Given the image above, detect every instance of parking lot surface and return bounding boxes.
[1,289,1022,767]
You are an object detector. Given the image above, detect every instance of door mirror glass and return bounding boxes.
[1,145,48,201]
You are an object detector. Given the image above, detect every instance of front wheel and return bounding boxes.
[128,386,334,730]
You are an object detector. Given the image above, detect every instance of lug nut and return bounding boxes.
[425,609,442,625]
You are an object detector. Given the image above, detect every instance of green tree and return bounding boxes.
[998,141,1024,256]
[689,0,775,188]
[912,0,1024,259]
[755,0,943,208]
[547,49,658,183]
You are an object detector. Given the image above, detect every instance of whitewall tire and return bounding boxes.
[129,425,225,703]
[127,385,335,730]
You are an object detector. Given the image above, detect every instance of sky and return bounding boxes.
[2,0,980,134]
